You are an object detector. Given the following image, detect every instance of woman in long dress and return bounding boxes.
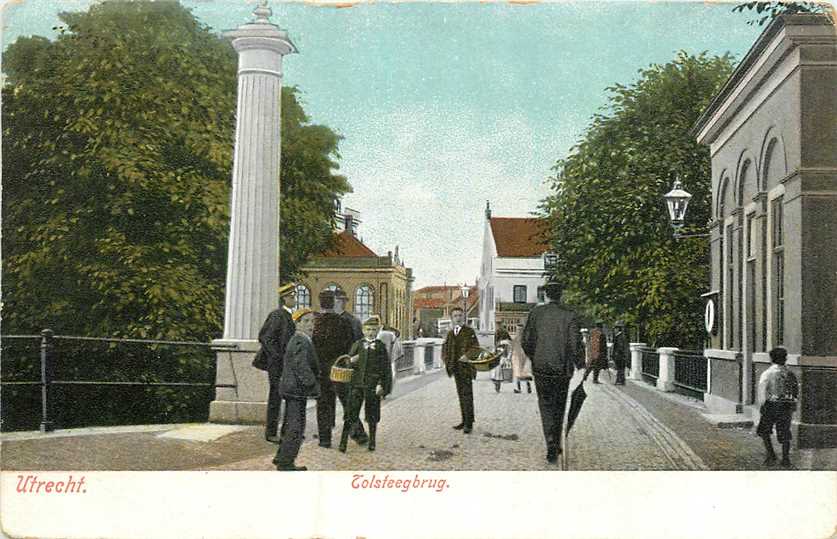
[511,324,532,394]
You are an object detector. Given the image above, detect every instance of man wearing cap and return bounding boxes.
[339,315,393,453]
[274,308,320,471]
[521,281,583,463]
[334,289,363,342]
[312,289,357,448]
[442,307,480,434]
[255,283,297,443]
[611,321,628,385]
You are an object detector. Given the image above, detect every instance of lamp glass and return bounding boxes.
[664,180,692,227]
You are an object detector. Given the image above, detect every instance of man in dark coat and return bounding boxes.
[442,307,480,433]
[312,289,357,448]
[335,289,363,342]
[521,281,583,463]
[256,282,297,443]
[611,321,628,385]
[339,315,393,453]
[274,308,320,471]
[584,321,607,384]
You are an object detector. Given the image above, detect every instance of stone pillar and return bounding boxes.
[412,340,426,375]
[210,2,297,424]
[629,342,645,381]
[657,347,678,392]
[432,339,444,370]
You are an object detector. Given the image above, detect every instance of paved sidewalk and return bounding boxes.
[6,368,830,471]
[209,370,707,471]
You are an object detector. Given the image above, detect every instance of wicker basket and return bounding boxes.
[459,348,502,372]
[330,355,354,383]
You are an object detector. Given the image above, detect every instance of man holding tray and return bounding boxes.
[442,307,480,434]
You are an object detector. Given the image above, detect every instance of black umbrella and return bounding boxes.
[566,380,587,433]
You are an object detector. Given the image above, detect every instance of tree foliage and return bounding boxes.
[732,1,829,26]
[2,1,350,343]
[539,52,735,348]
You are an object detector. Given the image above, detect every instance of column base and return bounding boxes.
[208,339,269,425]
[656,380,676,392]
[209,400,268,425]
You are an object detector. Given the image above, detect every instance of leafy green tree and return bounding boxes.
[539,52,735,348]
[2,1,349,341]
[732,1,829,26]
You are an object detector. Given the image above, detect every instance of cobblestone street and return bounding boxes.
[209,369,708,471]
[6,369,834,472]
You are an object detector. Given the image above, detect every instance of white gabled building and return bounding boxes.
[478,202,555,339]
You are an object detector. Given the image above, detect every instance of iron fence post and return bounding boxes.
[40,329,55,433]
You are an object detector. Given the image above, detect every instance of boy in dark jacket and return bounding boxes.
[274,309,320,471]
[338,315,393,453]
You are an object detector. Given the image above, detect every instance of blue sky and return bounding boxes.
[2,1,763,288]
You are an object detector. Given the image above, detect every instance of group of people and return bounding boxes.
[440,281,581,463]
[256,280,799,470]
[253,284,399,471]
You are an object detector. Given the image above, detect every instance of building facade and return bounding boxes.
[296,208,414,337]
[694,14,837,448]
[478,202,553,338]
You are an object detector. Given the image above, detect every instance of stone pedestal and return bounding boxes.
[209,340,269,424]
[209,2,296,424]
[629,342,645,381]
[657,347,678,392]
[412,340,427,375]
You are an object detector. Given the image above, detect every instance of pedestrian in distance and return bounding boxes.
[756,347,799,467]
[521,281,583,464]
[273,308,320,472]
[511,324,533,394]
[338,315,393,453]
[490,328,512,393]
[253,282,297,443]
[583,321,607,384]
[442,307,480,434]
[312,290,356,448]
[611,321,628,386]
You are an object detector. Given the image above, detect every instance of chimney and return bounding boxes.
[485,200,491,219]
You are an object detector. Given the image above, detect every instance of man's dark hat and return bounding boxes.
[319,289,336,302]
[334,289,349,300]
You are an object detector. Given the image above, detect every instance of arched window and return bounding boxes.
[295,285,311,309]
[355,285,374,322]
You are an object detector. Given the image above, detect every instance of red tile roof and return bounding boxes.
[490,217,549,257]
[321,231,378,258]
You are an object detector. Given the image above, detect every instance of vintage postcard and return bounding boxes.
[1,0,836,537]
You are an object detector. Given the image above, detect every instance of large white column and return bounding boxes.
[210,2,297,424]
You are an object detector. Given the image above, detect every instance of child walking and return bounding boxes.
[756,347,799,467]
[339,315,393,453]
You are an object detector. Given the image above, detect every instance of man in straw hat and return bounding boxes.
[254,282,297,443]
[339,315,392,453]
[442,307,480,434]
[312,289,357,448]
[274,308,320,471]
[521,280,583,463]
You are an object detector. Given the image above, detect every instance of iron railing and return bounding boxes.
[1,330,236,433]
[397,342,415,374]
[673,349,708,394]
[640,348,660,379]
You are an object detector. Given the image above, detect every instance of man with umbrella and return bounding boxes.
[521,280,583,464]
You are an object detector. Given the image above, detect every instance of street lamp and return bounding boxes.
[461,284,470,326]
[663,178,709,239]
